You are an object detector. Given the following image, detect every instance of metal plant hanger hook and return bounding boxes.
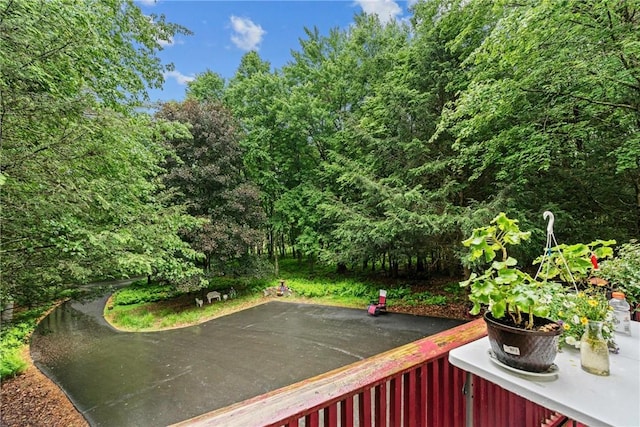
[534,211,577,292]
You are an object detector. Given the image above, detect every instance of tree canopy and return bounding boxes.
[3,0,638,309]
[156,99,266,276]
[0,0,199,306]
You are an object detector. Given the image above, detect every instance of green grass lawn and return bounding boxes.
[104,259,466,331]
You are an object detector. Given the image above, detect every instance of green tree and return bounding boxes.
[0,0,198,306]
[186,70,226,103]
[156,99,266,276]
[446,0,640,246]
[223,51,321,275]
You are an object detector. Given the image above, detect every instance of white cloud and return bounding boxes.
[164,70,195,85]
[229,15,266,51]
[158,36,174,47]
[354,0,403,25]
[157,36,184,48]
[137,0,156,6]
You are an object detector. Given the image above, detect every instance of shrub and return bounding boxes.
[403,291,448,306]
[0,307,48,379]
[599,241,640,306]
[0,348,28,378]
[386,286,413,300]
[111,283,183,306]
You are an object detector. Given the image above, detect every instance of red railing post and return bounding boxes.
[389,375,402,426]
[340,397,354,427]
[374,383,386,427]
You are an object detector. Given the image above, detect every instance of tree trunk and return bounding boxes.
[635,176,640,236]
[416,254,425,273]
[268,228,274,259]
[391,259,399,278]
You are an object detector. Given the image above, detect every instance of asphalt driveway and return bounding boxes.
[31,296,464,426]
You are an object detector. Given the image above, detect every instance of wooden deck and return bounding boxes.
[171,319,571,427]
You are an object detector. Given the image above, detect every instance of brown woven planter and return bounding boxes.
[484,312,562,373]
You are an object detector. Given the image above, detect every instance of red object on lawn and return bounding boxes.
[367,290,387,316]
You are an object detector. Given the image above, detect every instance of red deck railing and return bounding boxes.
[172,319,567,427]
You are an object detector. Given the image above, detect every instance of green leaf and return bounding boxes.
[491,300,507,318]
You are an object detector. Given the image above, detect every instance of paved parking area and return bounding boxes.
[32,298,464,426]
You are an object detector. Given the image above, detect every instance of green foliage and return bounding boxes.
[0,307,49,379]
[110,276,271,309]
[599,241,640,306]
[289,280,448,307]
[111,310,157,330]
[287,279,373,299]
[108,293,266,331]
[111,282,183,306]
[446,0,639,245]
[4,0,639,312]
[534,240,616,286]
[0,349,28,379]
[460,213,562,328]
[0,0,200,307]
[186,70,226,102]
[548,287,614,348]
[443,282,465,297]
[385,286,413,300]
[206,276,271,295]
[401,291,448,307]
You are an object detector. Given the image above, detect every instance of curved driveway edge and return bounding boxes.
[32,298,464,426]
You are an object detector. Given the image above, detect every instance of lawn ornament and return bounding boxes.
[207,291,221,303]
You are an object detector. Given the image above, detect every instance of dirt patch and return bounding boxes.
[1,348,88,427]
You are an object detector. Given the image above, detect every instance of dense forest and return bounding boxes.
[1,0,638,309]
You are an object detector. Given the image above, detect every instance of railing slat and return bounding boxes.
[306,411,319,427]
[390,375,402,426]
[359,390,372,427]
[374,383,386,427]
[430,358,441,427]
[340,397,354,427]
[324,403,337,427]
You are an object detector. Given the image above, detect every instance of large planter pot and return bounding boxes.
[484,312,562,373]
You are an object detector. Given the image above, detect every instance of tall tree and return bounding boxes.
[186,70,226,103]
[156,100,266,276]
[223,51,319,271]
[446,0,640,247]
[0,0,198,306]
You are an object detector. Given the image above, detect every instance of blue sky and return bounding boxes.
[136,0,416,102]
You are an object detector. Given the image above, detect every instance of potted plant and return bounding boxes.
[460,213,563,373]
[533,240,615,290]
[538,240,617,350]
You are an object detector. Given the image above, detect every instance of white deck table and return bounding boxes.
[449,322,640,427]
